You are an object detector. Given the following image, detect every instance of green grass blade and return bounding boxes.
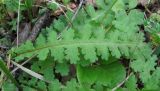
[0,59,19,87]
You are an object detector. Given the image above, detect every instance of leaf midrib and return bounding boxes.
[15,40,145,57]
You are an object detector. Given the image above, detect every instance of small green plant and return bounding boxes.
[144,12,160,64]
[145,14,160,45]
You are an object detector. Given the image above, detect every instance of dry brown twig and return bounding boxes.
[57,0,84,39]
[111,73,133,91]
[46,0,74,12]
[15,0,84,44]
[16,0,21,47]
[28,11,51,42]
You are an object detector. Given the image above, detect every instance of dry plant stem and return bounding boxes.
[57,0,84,39]
[47,0,72,28]
[112,73,133,91]
[16,0,21,47]
[7,54,11,69]
[32,5,45,8]
[11,60,50,83]
[0,72,5,87]
[144,5,152,14]
[56,3,71,22]
[47,0,73,12]
[144,12,148,19]
[71,0,84,22]
[105,24,113,32]
[66,0,84,29]
[11,54,37,73]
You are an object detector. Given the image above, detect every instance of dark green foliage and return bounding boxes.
[77,61,126,88]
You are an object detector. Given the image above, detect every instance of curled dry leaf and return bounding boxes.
[138,0,156,6]
[19,23,31,40]
[86,0,96,5]
[68,2,77,10]
[138,0,148,6]
[53,2,77,16]
[15,23,31,45]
